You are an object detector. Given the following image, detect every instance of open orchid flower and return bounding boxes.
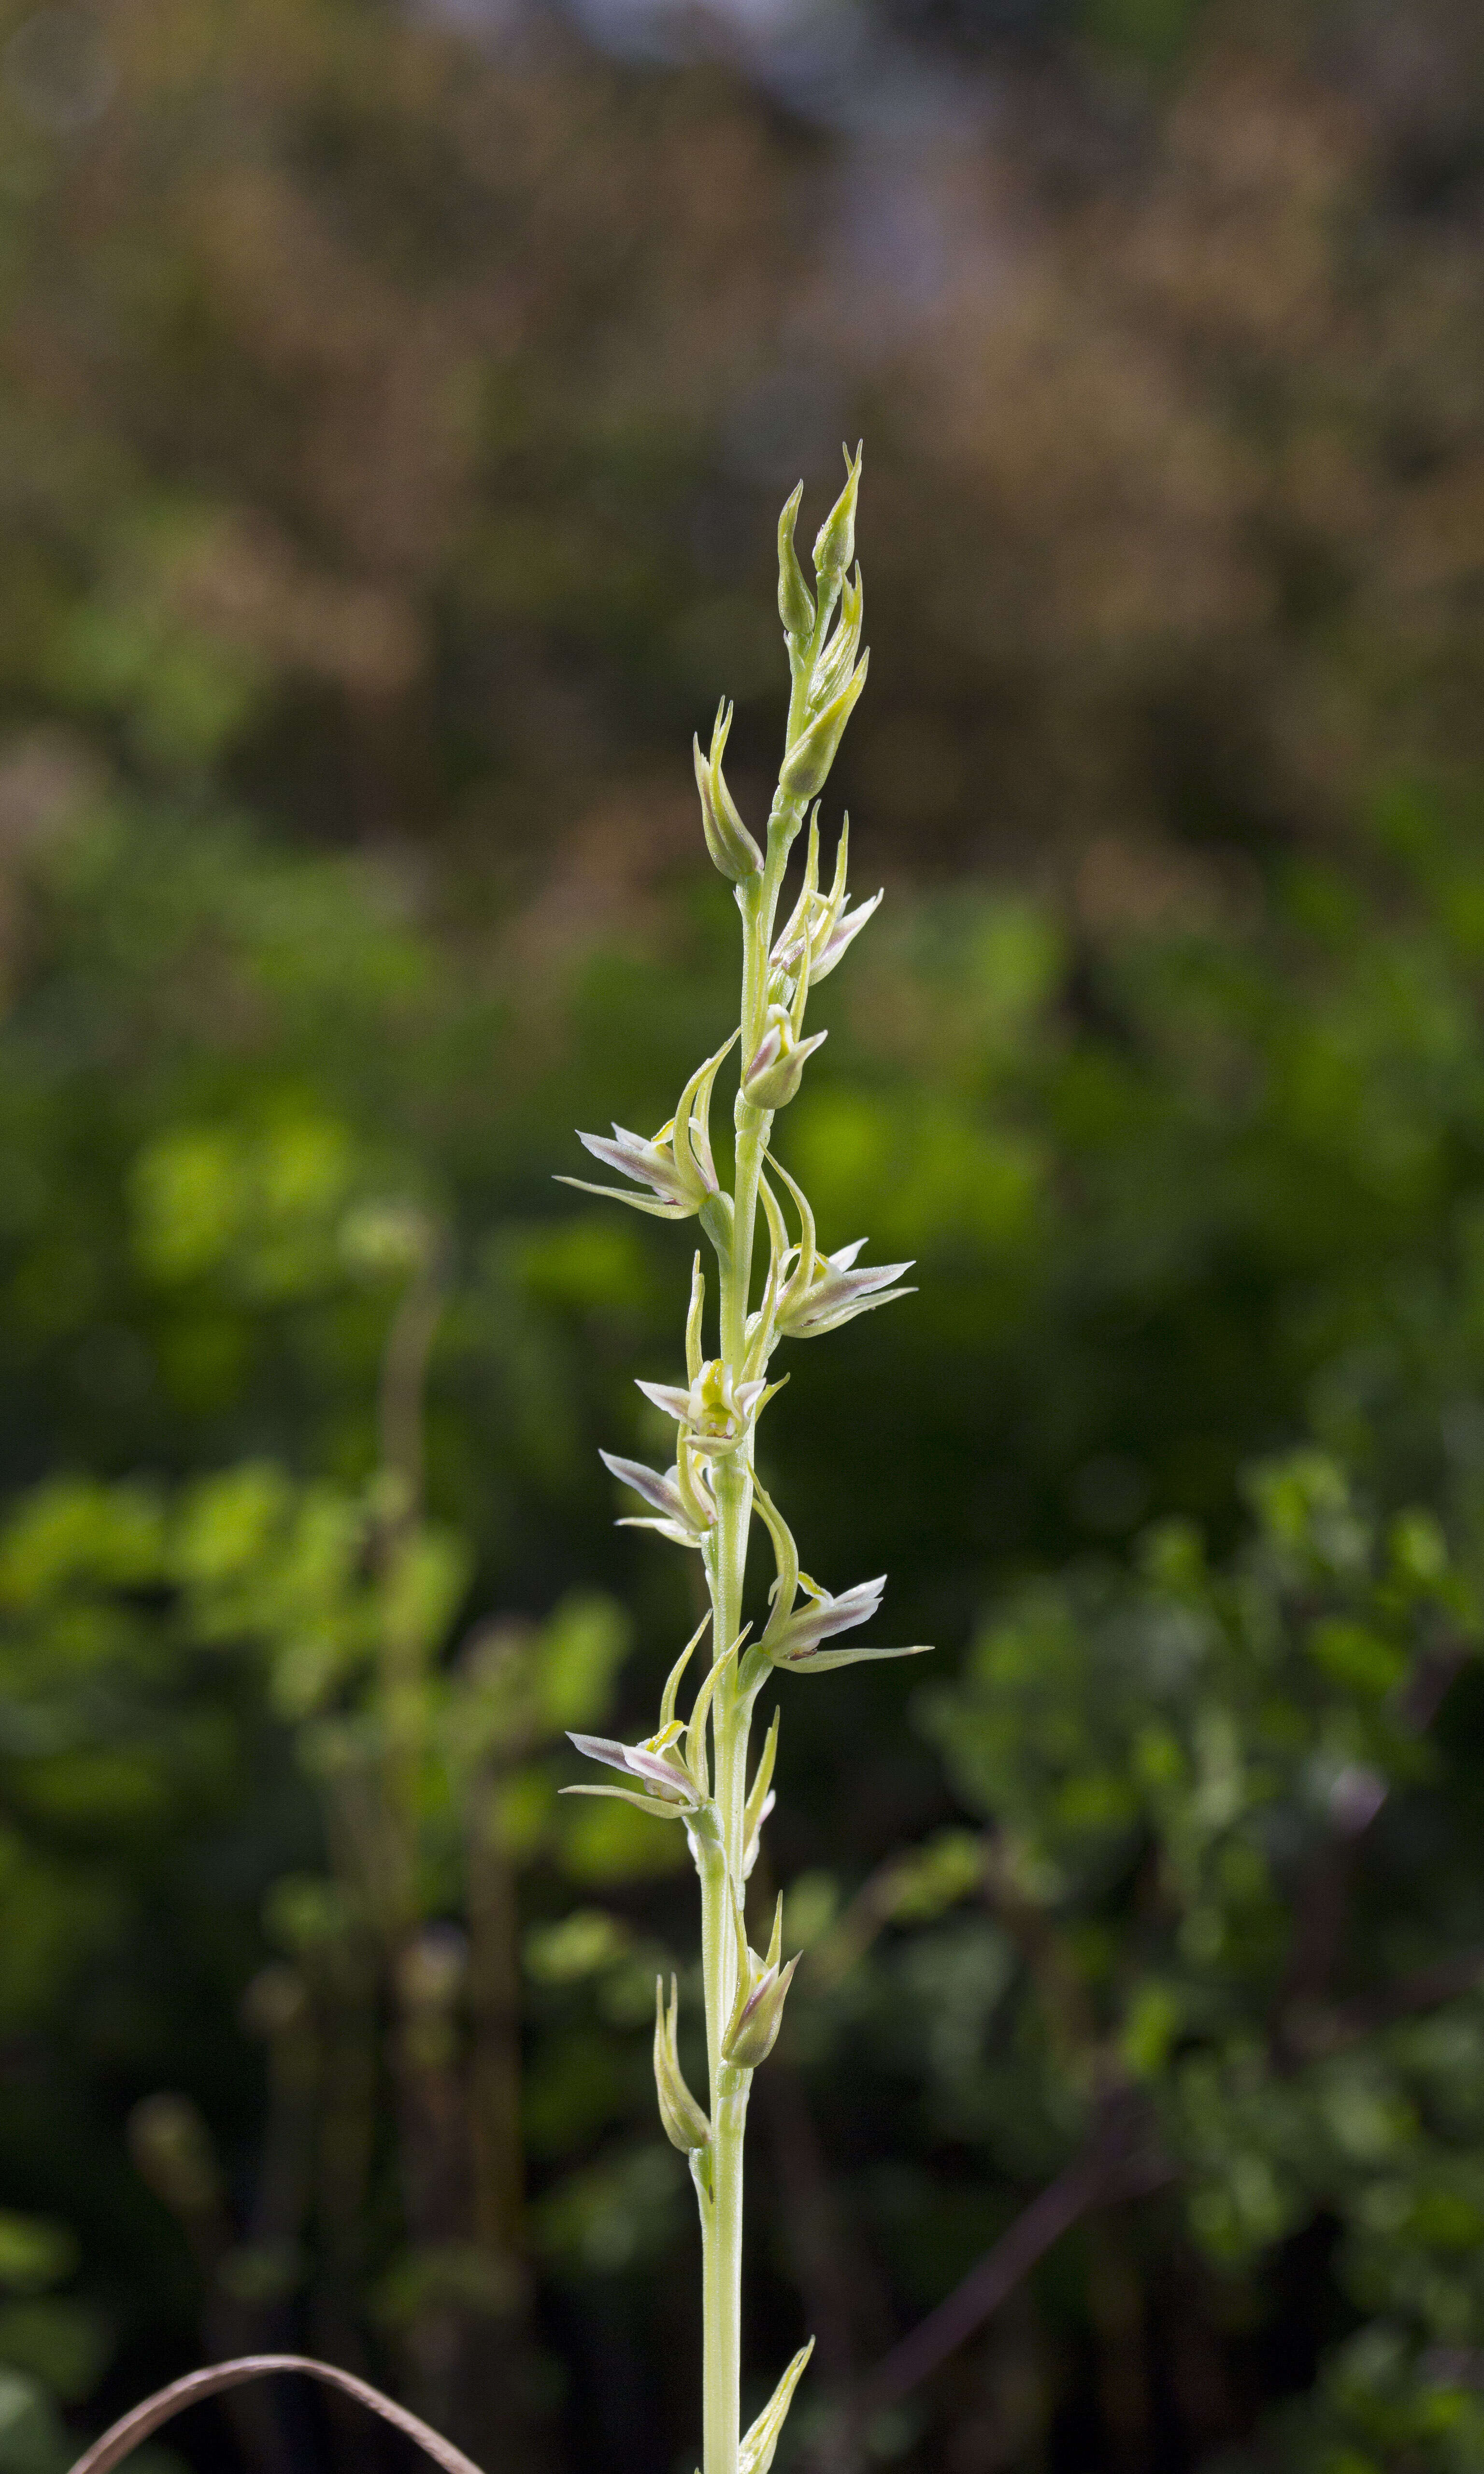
[761,1569,928,1673]
[559,1032,736,1221]
[758,1157,914,1345]
[563,1617,728,1822]
[770,810,882,992]
[565,1722,706,1816]
[599,1448,715,1548]
[778,1234,913,1340]
[637,1359,777,1458]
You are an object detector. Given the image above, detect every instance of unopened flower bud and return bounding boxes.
[655,1975,711,2154]
[779,653,869,803]
[722,1900,799,2071]
[742,1006,827,1113]
[694,701,762,885]
[812,443,862,588]
[777,484,816,640]
[724,1956,798,2069]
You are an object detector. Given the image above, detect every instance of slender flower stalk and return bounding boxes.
[561,449,928,2474]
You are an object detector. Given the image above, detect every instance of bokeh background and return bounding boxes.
[3,1,1484,2470]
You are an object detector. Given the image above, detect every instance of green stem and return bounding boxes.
[703,2065,750,2474]
[698,622,825,2474]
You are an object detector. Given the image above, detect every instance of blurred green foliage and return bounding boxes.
[4,765,1484,2474]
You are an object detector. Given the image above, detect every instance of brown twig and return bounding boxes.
[1288,1940,1484,2056]
[66,2355,485,2474]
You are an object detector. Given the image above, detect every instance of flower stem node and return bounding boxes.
[742,1006,827,1113]
[654,1975,712,2155]
[721,1897,799,2071]
[695,701,763,885]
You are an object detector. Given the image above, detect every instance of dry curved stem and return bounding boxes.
[66,2353,486,2474]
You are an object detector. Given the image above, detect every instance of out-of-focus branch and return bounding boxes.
[808,2094,1169,2471]
[1272,1634,1472,2063]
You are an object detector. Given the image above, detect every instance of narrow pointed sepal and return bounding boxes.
[740,2340,816,2474]
[555,1175,698,1222]
[559,1783,690,1820]
[775,1640,932,1673]
[599,1450,715,1544]
[742,1707,780,1880]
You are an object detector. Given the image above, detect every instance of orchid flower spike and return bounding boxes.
[553,460,931,2474]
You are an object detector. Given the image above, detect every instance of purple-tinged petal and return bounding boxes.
[599,1452,687,1524]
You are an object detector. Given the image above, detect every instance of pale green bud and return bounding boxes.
[777,484,816,640]
[654,1975,711,2154]
[694,701,762,884]
[778,652,869,803]
[742,1005,827,1112]
[721,1898,799,2071]
[812,442,862,587]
